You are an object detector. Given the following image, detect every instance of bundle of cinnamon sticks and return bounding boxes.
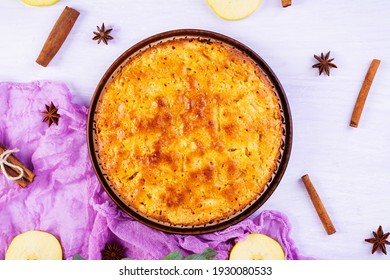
[0,143,35,188]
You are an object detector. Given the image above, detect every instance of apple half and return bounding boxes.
[207,0,261,20]
[229,233,285,260]
[21,0,60,7]
[5,230,63,260]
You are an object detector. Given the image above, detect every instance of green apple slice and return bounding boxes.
[229,233,285,260]
[207,0,261,20]
[5,230,63,260]
[21,0,60,7]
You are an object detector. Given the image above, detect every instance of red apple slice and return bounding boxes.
[229,233,285,260]
[21,0,60,7]
[5,230,62,260]
[207,0,261,20]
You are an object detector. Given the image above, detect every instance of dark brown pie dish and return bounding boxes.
[87,29,292,234]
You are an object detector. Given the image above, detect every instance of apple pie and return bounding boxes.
[95,38,283,226]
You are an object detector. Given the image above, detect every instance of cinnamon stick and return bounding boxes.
[301,174,336,235]
[282,0,292,7]
[0,143,35,188]
[36,6,80,67]
[350,59,381,128]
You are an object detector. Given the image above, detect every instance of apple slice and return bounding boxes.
[229,233,285,260]
[5,230,62,260]
[207,0,261,20]
[21,0,60,7]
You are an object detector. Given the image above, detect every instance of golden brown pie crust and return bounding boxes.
[95,38,282,226]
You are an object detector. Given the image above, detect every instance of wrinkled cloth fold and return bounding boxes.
[0,81,311,260]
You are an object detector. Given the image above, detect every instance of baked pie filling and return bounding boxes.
[95,38,282,226]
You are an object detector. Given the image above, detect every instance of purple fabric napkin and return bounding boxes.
[0,81,311,260]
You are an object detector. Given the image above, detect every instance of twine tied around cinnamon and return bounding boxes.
[0,149,24,181]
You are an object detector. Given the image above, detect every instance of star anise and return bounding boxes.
[312,51,337,76]
[365,225,390,254]
[101,243,125,260]
[42,102,60,127]
[93,23,113,45]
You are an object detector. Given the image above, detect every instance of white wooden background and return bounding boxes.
[1,0,390,260]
